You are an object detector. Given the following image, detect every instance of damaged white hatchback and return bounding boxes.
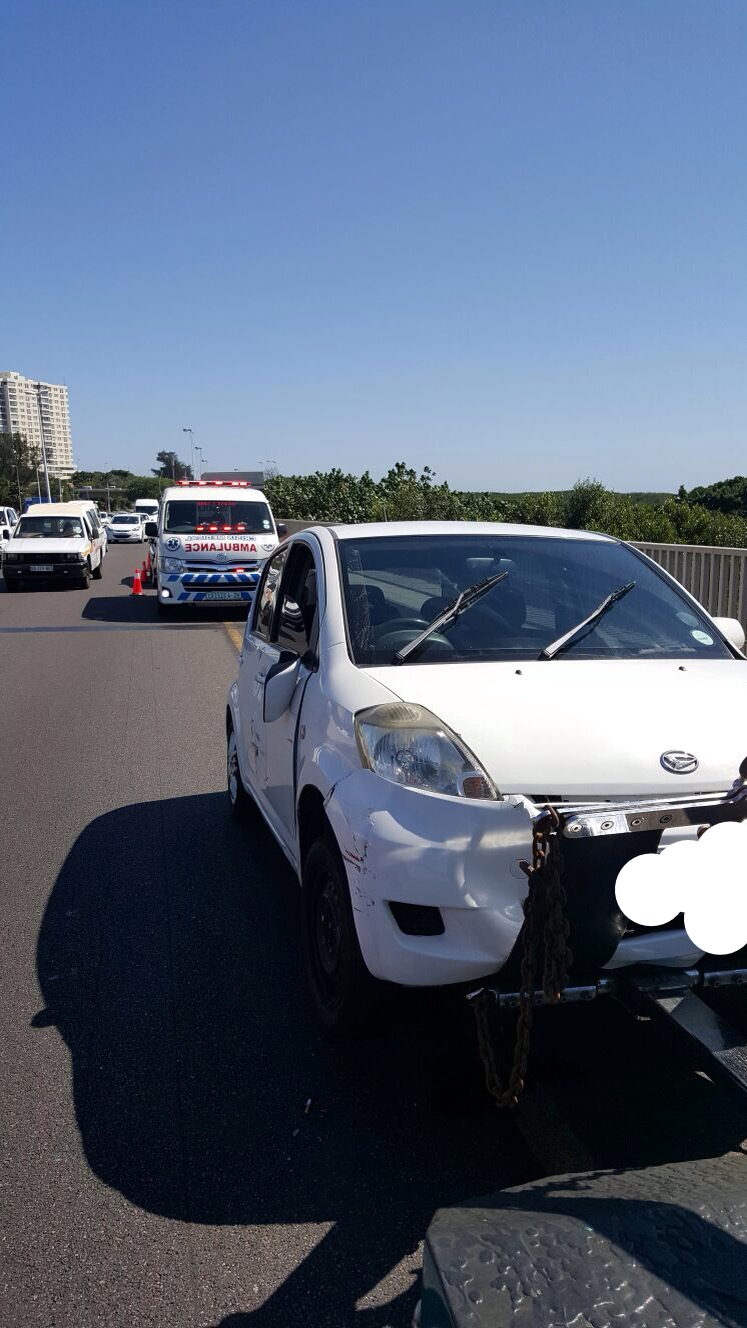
[226,522,747,1031]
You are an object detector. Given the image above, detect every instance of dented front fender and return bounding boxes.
[323,770,536,986]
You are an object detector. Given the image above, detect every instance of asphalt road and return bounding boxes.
[2,544,746,1328]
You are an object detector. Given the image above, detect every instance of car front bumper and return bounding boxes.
[159,570,261,605]
[324,771,747,988]
[3,561,87,582]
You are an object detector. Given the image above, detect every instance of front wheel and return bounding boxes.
[227,722,254,820]
[92,555,103,580]
[302,837,379,1035]
[78,564,91,590]
[4,579,19,592]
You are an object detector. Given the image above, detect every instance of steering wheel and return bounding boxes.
[374,622,455,657]
[373,616,430,638]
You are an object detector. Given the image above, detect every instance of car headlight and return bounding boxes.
[3,552,20,562]
[355,703,499,799]
[161,557,184,573]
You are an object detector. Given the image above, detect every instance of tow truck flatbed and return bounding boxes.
[419,966,747,1327]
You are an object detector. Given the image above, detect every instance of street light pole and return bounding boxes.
[182,428,194,479]
[195,445,203,477]
[35,382,52,502]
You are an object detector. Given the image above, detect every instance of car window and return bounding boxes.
[337,534,734,666]
[16,516,85,538]
[163,500,274,534]
[274,545,318,657]
[253,547,289,641]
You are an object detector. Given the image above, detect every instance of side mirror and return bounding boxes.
[2,529,9,540]
[277,523,288,537]
[712,616,746,652]
[263,649,300,723]
[145,522,158,538]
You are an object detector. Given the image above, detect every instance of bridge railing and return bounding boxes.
[632,542,747,629]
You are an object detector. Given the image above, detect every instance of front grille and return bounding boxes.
[184,560,260,572]
[18,551,76,564]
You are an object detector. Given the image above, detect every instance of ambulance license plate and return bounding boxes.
[203,591,239,601]
[31,565,54,572]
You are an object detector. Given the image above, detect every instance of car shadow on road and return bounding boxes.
[34,795,747,1326]
[33,793,536,1326]
[80,596,249,624]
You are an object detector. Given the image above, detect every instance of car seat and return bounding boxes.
[363,584,392,626]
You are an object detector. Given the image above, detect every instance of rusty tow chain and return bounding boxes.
[471,807,572,1108]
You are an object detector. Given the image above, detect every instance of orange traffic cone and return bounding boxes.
[132,567,143,596]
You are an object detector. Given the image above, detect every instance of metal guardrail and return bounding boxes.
[632,541,747,630]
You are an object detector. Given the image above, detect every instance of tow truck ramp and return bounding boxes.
[419,966,747,1327]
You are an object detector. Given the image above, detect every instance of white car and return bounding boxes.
[107,513,145,543]
[2,504,105,590]
[226,521,747,1032]
[0,505,19,548]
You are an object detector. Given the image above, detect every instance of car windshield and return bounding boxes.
[111,515,139,525]
[163,499,274,535]
[16,516,85,538]
[338,534,734,665]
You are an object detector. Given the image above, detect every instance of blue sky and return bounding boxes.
[4,0,746,490]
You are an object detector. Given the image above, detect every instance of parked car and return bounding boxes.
[226,521,747,1032]
[107,513,145,543]
[2,503,105,590]
[0,505,19,547]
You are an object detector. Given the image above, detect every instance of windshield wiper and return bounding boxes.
[539,581,636,660]
[393,571,508,665]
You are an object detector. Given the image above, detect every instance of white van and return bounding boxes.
[134,498,159,521]
[2,501,106,591]
[152,479,286,613]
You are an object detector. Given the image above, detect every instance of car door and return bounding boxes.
[262,543,320,837]
[236,544,290,795]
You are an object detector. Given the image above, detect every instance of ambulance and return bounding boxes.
[151,479,286,613]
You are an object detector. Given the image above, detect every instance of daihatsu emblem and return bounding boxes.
[660,750,699,774]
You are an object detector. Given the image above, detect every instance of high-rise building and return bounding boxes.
[0,371,76,478]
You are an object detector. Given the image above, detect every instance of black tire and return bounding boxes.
[79,566,91,590]
[92,555,103,580]
[157,597,172,616]
[226,720,255,821]
[4,579,19,592]
[302,836,379,1035]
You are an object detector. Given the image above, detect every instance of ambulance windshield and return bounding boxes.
[164,500,274,535]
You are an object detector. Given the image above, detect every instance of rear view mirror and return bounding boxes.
[263,650,300,722]
[145,522,158,538]
[712,616,746,652]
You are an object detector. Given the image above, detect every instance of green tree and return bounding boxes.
[152,451,192,480]
[684,475,747,518]
[0,432,41,507]
[124,476,166,504]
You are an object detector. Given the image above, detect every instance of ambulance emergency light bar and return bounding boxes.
[176,479,252,487]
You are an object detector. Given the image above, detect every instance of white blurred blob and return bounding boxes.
[615,820,747,955]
